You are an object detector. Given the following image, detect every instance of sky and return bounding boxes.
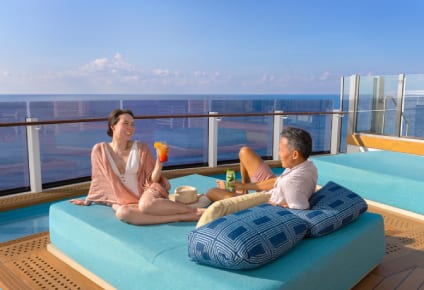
[0,0,423,95]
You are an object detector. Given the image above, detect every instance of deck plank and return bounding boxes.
[397,267,424,290]
[376,252,424,277]
[0,232,103,290]
[352,273,384,289]
[0,264,33,290]
[373,269,412,290]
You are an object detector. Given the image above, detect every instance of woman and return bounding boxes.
[71,109,204,225]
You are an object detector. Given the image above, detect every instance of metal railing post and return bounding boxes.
[273,111,283,160]
[347,74,359,136]
[331,109,342,154]
[396,73,405,136]
[26,117,42,193]
[208,112,218,167]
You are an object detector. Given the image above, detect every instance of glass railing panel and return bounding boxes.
[380,75,400,136]
[148,118,209,167]
[275,97,334,153]
[127,98,210,167]
[0,94,340,195]
[382,94,398,136]
[356,76,374,133]
[0,101,30,194]
[0,127,30,193]
[217,115,273,162]
[31,99,119,186]
[29,99,120,121]
[281,114,333,154]
[39,121,105,185]
[356,75,401,135]
[213,98,275,161]
[403,74,424,138]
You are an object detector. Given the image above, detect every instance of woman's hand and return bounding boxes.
[154,142,168,163]
[151,156,163,183]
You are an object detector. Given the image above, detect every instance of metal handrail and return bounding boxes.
[0,109,345,194]
[0,110,345,128]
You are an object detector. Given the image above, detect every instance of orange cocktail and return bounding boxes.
[154,141,168,162]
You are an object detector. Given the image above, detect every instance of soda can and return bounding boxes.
[226,169,235,192]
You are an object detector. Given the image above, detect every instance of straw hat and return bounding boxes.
[169,186,211,208]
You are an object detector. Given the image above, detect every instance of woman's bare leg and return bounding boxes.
[138,191,202,216]
[115,204,205,225]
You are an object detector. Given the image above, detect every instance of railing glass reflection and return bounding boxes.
[0,95,335,195]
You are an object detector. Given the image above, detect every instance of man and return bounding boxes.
[207,126,317,209]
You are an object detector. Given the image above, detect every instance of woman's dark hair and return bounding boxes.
[107,109,134,137]
[280,127,313,159]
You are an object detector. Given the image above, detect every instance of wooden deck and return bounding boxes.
[354,205,424,290]
[1,168,424,289]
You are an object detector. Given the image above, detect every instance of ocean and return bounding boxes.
[0,93,341,193]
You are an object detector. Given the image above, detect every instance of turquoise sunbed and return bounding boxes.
[49,174,384,290]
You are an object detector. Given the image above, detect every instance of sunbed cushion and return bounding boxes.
[196,192,270,228]
[188,203,308,270]
[289,181,368,237]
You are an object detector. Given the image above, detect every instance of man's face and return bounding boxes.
[279,137,296,168]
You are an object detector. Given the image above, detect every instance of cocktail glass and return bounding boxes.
[154,141,168,162]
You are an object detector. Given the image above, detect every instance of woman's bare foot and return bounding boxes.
[70,199,90,206]
[182,208,206,222]
[197,207,206,216]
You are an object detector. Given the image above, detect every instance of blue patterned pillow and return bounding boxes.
[289,181,368,237]
[188,203,308,270]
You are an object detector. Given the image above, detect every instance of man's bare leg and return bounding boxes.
[238,146,265,191]
[216,146,266,192]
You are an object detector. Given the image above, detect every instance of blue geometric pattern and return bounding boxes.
[289,181,368,237]
[188,203,308,270]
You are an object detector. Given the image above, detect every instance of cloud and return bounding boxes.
[152,69,171,77]
[57,54,234,92]
[237,71,339,93]
[192,71,231,85]
[78,53,136,75]
[2,71,11,77]
[0,54,339,94]
[318,71,331,81]
[261,74,276,82]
